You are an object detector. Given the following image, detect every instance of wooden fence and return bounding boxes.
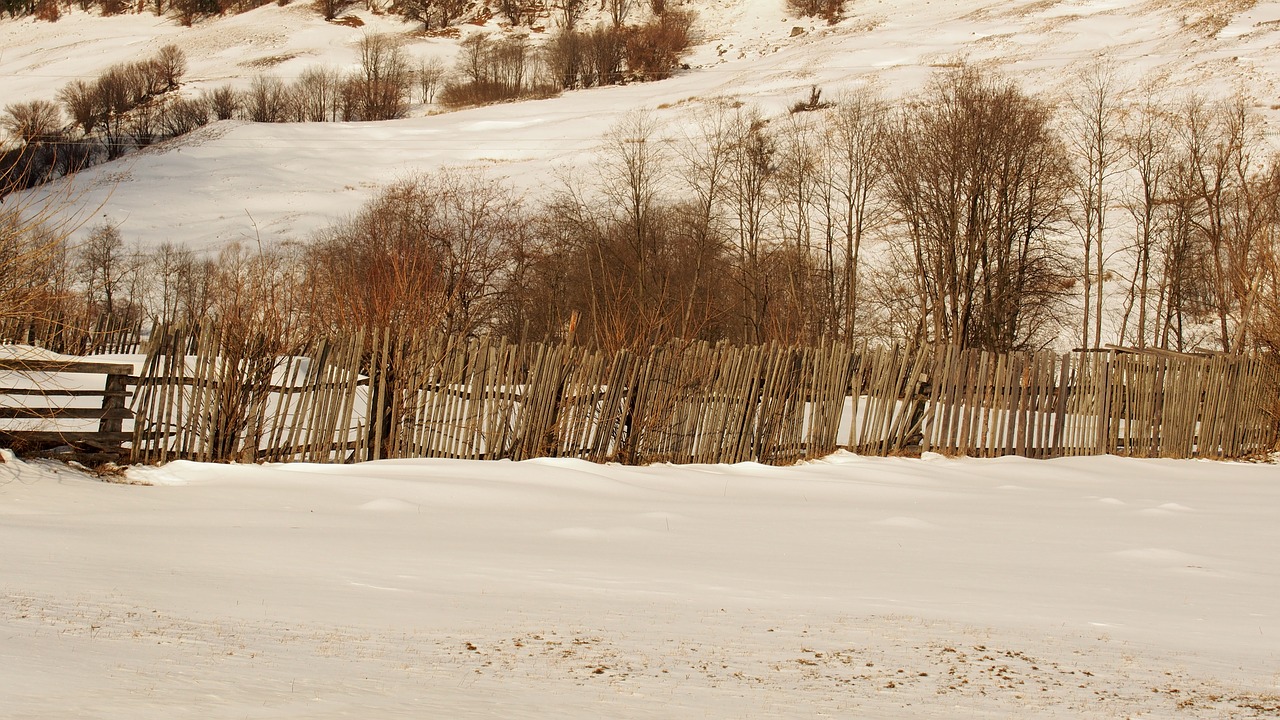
[919,346,1276,459]
[0,315,144,356]
[2,329,1276,464]
[0,358,135,452]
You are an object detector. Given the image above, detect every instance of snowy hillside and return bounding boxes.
[4,0,1280,250]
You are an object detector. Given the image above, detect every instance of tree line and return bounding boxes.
[2,7,697,193]
[5,64,1280,363]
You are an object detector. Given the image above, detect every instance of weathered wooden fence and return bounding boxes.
[3,329,1276,464]
[0,315,144,356]
[919,346,1276,459]
[126,330,931,465]
[0,357,135,452]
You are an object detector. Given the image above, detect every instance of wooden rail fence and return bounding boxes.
[1,330,1276,464]
[0,358,136,452]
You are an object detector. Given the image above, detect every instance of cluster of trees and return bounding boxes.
[2,0,277,25]
[6,65,1280,361]
[439,7,694,105]
[786,0,844,23]
[1070,81,1280,355]
[225,35,416,122]
[543,7,693,89]
[1,45,189,192]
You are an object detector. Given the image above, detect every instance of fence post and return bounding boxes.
[99,371,132,434]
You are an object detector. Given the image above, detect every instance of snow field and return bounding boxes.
[2,451,1279,717]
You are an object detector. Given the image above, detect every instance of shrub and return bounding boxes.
[204,86,240,120]
[2,100,64,145]
[787,0,843,23]
[624,9,692,81]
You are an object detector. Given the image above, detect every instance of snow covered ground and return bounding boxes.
[6,0,1280,250]
[3,450,1279,717]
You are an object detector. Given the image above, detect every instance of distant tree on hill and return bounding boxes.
[2,100,63,145]
[350,33,411,121]
[787,0,843,24]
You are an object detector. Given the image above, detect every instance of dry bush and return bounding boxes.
[584,23,625,85]
[315,0,350,19]
[203,85,239,120]
[160,95,211,135]
[304,170,525,337]
[624,9,693,81]
[496,0,535,25]
[241,75,290,122]
[35,0,60,20]
[394,0,465,29]
[0,163,90,332]
[787,0,843,23]
[2,100,64,145]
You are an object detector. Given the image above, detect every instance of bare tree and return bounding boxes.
[293,65,344,121]
[1116,85,1172,348]
[773,111,821,342]
[723,106,777,344]
[243,75,290,122]
[204,85,240,120]
[1170,94,1268,352]
[2,100,63,145]
[822,87,888,340]
[416,56,447,104]
[151,44,188,92]
[606,0,630,26]
[317,0,349,20]
[351,33,411,121]
[497,0,536,25]
[306,170,523,336]
[75,223,136,320]
[58,79,104,136]
[1063,64,1127,349]
[557,0,585,29]
[598,111,669,310]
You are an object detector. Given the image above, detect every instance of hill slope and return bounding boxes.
[4,0,1280,249]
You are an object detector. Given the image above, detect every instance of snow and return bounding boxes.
[6,0,1280,250]
[3,450,1279,717]
[6,4,1280,710]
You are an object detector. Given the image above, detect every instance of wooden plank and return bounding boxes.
[0,388,132,398]
[0,359,135,375]
[1050,353,1070,458]
[0,430,135,446]
[0,406,132,420]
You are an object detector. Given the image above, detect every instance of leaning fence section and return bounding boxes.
[123,330,935,465]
